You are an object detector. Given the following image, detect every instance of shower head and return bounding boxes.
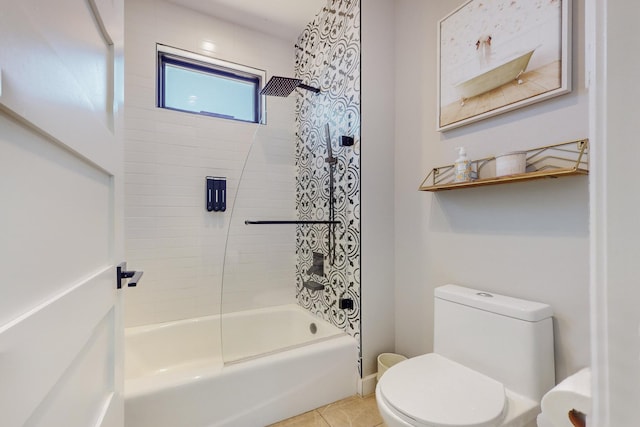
[260,76,320,97]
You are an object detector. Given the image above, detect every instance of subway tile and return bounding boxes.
[123,300,156,327]
[124,114,156,130]
[124,173,158,186]
[124,128,158,142]
[124,0,304,326]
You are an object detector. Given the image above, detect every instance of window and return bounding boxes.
[157,45,265,123]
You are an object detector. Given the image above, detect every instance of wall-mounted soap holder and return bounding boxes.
[206,176,226,212]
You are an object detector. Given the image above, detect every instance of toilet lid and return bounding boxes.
[378,353,507,427]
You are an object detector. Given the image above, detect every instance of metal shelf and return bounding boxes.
[419,139,588,192]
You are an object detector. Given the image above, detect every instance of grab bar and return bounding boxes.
[244,220,340,225]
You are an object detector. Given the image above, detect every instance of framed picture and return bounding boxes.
[437,0,571,131]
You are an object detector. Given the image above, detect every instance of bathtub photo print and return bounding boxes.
[437,0,571,131]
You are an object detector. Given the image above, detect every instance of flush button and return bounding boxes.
[476,292,493,298]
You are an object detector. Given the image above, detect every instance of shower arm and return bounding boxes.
[298,83,320,93]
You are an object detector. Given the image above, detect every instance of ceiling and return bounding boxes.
[167,0,327,41]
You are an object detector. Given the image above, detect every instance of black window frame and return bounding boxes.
[157,47,264,124]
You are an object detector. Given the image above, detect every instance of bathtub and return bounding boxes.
[124,304,358,427]
[454,48,536,101]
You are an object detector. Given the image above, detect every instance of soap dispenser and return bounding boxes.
[454,147,472,182]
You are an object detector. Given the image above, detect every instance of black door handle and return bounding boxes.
[117,262,144,289]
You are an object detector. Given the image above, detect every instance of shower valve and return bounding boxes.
[307,252,325,276]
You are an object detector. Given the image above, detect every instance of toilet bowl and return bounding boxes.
[375,285,555,427]
[375,354,540,427]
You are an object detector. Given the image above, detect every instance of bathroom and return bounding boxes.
[122,0,588,393]
[0,0,638,426]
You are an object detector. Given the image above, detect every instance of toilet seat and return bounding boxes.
[377,353,508,427]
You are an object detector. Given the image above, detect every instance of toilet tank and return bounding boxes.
[433,284,555,401]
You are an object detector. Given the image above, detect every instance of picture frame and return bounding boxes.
[437,0,571,131]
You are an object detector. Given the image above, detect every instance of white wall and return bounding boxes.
[589,0,640,425]
[394,0,590,382]
[360,0,397,380]
[124,0,298,326]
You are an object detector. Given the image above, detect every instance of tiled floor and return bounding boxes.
[268,394,387,427]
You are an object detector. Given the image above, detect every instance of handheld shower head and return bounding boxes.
[260,76,320,97]
[324,123,336,165]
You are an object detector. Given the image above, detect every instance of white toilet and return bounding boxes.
[376,284,555,427]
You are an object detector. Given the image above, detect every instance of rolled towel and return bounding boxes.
[540,368,591,427]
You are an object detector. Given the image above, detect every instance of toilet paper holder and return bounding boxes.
[568,409,586,427]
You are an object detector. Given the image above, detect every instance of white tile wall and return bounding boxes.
[124,0,300,326]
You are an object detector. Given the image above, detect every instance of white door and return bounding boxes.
[0,0,126,426]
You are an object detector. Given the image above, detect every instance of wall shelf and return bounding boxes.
[419,139,588,192]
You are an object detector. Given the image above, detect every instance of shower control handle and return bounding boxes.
[117,262,144,289]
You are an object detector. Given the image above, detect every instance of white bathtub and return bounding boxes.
[124,304,358,427]
[454,48,536,101]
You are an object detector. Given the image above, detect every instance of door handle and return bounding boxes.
[117,262,143,289]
